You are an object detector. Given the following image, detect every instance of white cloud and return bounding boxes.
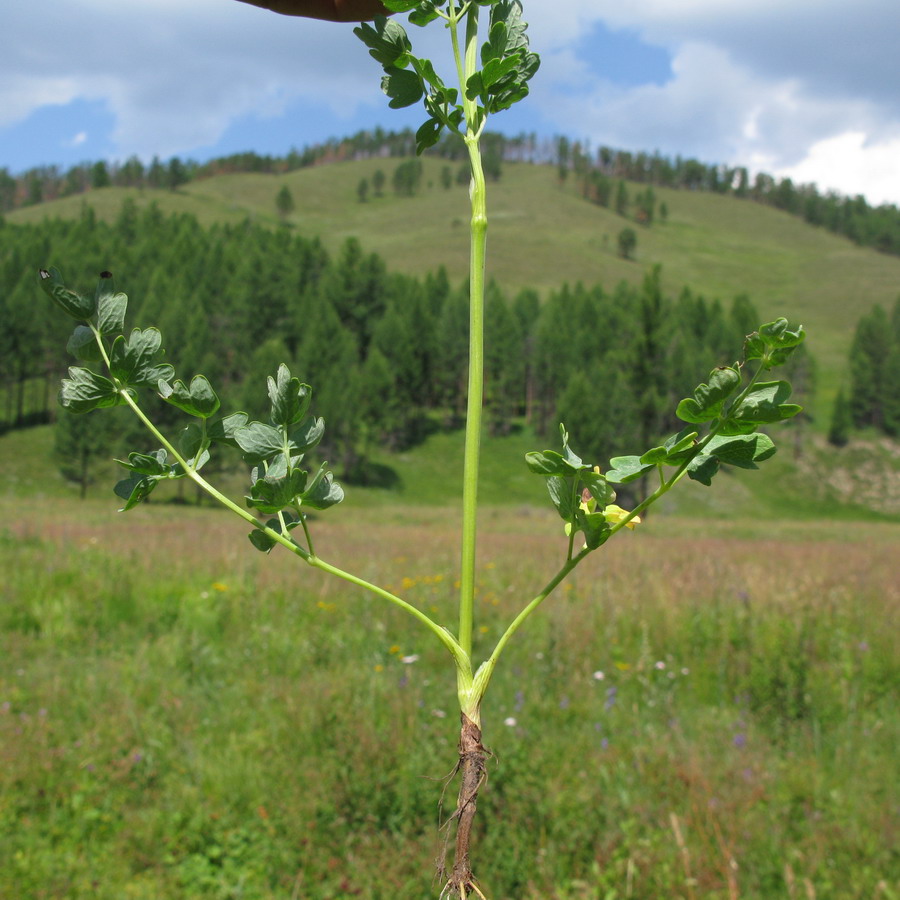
[1,0,899,204]
[774,131,900,207]
[65,131,88,148]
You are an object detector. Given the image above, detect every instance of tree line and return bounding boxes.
[4,127,898,257]
[1,202,816,492]
[829,300,900,445]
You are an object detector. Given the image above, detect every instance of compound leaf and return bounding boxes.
[676,366,741,424]
[267,364,310,427]
[109,328,174,389]
[159,375,220,419]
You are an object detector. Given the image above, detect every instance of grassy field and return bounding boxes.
[1,485,898,898]
[10,158,900,410]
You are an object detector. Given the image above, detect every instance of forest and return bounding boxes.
[1,199,829,493]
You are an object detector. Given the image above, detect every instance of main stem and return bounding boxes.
[456,1,485,673]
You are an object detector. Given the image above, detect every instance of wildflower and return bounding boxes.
[401,576,416,590]
[504,717,517,727]
[604,686,618,710]
[592,670,605,681]
[212,582,228,592]
[400,654,419,664]
[733,733,747,748]
[374,664,384,673]
[479,625,489,634]
[389,645,401,655]
[654,660,666,670]
[432,709,447,718]
[602,504,641,529]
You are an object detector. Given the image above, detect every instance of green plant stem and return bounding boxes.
[472,548,591,705]
[455,2,485,667]
[91,327,466,668]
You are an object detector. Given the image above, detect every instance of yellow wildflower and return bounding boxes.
[602,504,641,530]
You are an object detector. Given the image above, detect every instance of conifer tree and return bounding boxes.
[276,184,295,219]
[828,387,852,447]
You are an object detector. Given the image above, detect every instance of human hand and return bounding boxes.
[236,0,390,22]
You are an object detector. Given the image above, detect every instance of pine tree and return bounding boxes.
[848,305,891,428]
[276,184,295,219]
[617,227,637,259]
[54,408,122,499]
[828,387,852,447]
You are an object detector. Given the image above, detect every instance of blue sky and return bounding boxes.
[2,0,899,205]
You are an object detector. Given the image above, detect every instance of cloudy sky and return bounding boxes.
[2,0,898,205]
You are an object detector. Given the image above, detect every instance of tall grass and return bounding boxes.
[1,499,897,898]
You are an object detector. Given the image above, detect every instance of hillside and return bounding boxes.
[9,156,900,410]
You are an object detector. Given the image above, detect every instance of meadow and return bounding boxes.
[1,486,897,899]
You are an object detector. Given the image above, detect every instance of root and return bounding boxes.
[436,713,489,898]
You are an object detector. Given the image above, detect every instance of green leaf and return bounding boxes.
[525,449,585,477]
[546,476,575,521]
[59,367,120,413]
[409,3,443,26]
[676,366,742,424]
[382,66,424,108]
[726,381,802,428]
[248,515,303,553]
[179,423,204,461]
[302,468,344,510]
[576,510,612,550]
[744,319,806,368]
[267,364,310,427]
[706,433,777,469]
[639,446,668,465]
[289,416,325,454]
[159,375,221,419]
[582,470,616,507]
[39,267,95,321]
[354,17,413,68]
[605,455,655,484]
[246,461,308,516]
[95,273,127,335]
[208,412,249,447]
[248,529,277,553]
[114,473,160,511]
[415,117,444,153]
[66,326,102,362]
[233,422,284,461]
[109,328,174,389]
[121,450,168,476]
[686,454,719,486]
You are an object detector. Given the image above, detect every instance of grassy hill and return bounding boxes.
[9,157,900,413]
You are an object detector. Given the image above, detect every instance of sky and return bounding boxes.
[2,0,899,206]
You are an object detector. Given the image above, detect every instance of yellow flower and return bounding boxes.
[389,644,401,655]
[602,504,641,530]
[374,664,384,673]
[211,582,228,592]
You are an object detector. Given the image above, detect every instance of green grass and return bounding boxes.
[10,159,900,412]
[1,497,897,898]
